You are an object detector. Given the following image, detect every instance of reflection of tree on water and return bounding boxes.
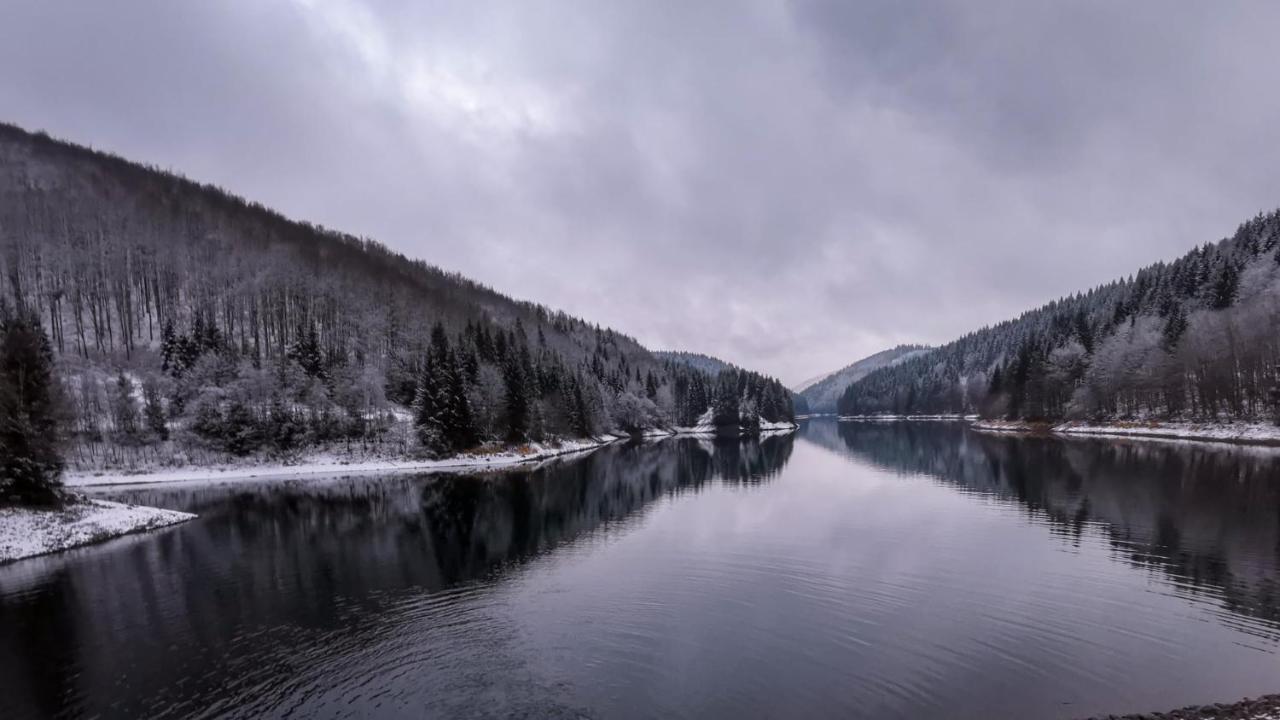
[106,433,795,594]
[0,435,796,718]
[419,434,795,584]
[709,433,794,485]
[815,420,1280,637]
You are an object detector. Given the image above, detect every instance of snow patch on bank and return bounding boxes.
[672,408,718,435]
[1056,420,1280,445]
[840,414,978,422]
[970,419,1280,446]
[669,409,798,436]
[969,419,1045,433]
[0,499,195,563]
[65,436,622,488]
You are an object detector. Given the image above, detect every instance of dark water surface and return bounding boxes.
[3,420,1279,719]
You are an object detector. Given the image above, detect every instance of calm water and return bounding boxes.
[2,420,1280,719]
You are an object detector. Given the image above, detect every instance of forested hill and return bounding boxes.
[0,123,792,466]
[797,345,930,414]
[838,210,1280,422]
[656,350,803,419]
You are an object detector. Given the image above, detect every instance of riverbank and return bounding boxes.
[64,418,805,489]
[65,435,625,488]
[24,427,801,561]
[670,421,800,435]
[971,419,1280,446]
[0,498,195,563]
[1084,694,1280,719]
[839,414,978,422]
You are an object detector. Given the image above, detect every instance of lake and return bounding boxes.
[2,420,1279,719]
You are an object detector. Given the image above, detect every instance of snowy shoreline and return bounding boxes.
[65,435,627,488]
[63,423,799,490]
[0,499,196,564]
[10,424,801,563]
[971,419,1280,446]
[7,437,624,562]
[839,414,978,422]
[668,420,800,436]
[665,408,800,436]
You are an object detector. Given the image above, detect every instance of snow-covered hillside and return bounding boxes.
[796,345,931,414]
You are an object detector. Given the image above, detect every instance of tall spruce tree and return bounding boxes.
[413,353,447,456]
[0,306,65,505]
[503,352,530,442]
[712,370,740,427]
[1209,260,1240,309]
[289,322,326,381]
[441,348,478,451]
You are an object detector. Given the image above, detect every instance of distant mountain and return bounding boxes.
[0,122,794,468]
[838,209,1280,422]
[792,371,831,394]
[797,345,931,414]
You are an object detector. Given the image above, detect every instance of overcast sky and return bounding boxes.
[3,1,1279,385]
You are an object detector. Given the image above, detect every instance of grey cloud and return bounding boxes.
[2,0,1278,384]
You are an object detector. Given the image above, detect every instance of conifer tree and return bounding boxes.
[413,354,447,456]
[565,373,590,437]
[289,322,326,381]
[1209,260,1239,309]
[503,362,528,440]
[142,378,168,441]
[110,371,141,442]
[503,352,529,442]
[161,320,178,372]
[0,305,65,504]
[196,312,224,354]
[191,398,224,444]
[712,370,740,427]
[1162,306,1189,350]
[266,397,305,455]
[441,348,478,451]
[223,401,260,456]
